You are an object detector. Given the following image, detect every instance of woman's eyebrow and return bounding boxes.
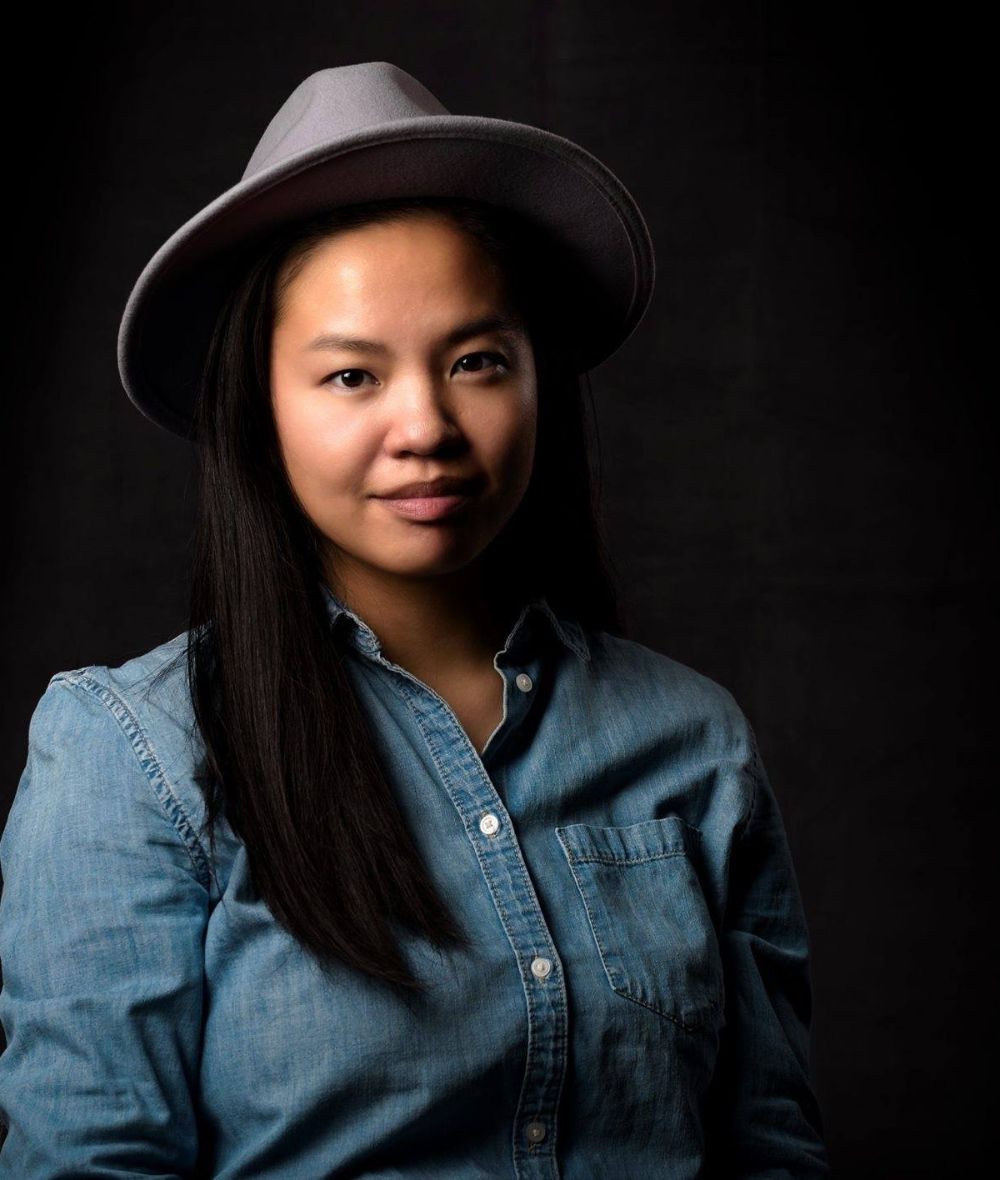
[303,314,524,355]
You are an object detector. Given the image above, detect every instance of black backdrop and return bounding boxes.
[2,3,993,1175]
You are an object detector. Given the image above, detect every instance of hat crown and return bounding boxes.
[241,62,451,182]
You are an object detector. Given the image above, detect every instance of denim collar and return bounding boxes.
[319,580,591,664]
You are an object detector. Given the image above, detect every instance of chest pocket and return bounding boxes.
[555,814,725,1032]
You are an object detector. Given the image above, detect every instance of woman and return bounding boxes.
[0,63,831,1177]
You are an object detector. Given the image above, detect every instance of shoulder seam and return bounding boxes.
[49,670,212,891]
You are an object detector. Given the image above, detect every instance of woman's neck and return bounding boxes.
[325,561,520,677]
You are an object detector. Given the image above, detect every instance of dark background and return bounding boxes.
[2,3,993,1175]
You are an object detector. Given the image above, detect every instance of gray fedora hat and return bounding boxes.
[117,61,656,440]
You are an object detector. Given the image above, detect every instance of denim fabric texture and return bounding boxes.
[0,583,831,1178]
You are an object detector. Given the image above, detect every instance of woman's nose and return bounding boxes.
[384,379,464,453]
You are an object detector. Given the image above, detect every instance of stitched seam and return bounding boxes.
[612,984,721,1029]
[53,671,212,891]
[566,849,687,867]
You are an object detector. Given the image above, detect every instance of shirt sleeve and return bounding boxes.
[0,673,208,1178]
[701,723,832,1177]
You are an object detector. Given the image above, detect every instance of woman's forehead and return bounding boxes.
[276,248,518,343]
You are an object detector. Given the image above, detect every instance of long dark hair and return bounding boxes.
[168,195,626,995]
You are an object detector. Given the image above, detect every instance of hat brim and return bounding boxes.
[117,114,656,439]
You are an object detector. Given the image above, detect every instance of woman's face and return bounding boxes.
[270,212,538,594]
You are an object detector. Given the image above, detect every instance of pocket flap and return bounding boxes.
[556,813,693,864]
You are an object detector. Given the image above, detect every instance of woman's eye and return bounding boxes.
[454,351,510,376]
[321,352,509,392]
[323,369,375,391]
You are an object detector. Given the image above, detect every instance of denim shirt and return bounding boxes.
[0,584,830,1178]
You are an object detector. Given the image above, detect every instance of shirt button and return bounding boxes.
[515,672,533,692]
[526,1120,547,1144]
[531,956,552,980]
[479,813,500,837]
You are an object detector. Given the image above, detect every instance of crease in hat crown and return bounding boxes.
[241,63,452,182]
[117,59,657,439]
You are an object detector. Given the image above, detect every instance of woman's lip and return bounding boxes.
[374,493,474,520]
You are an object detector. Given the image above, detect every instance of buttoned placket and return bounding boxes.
[344,610,567,1180]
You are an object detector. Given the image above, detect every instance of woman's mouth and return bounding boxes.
[375,493,474,521]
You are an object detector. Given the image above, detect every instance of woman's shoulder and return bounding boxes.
[583,627,755,774]
[18,631,213,882]
[40,628,197,751]
[587,627,754,747]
